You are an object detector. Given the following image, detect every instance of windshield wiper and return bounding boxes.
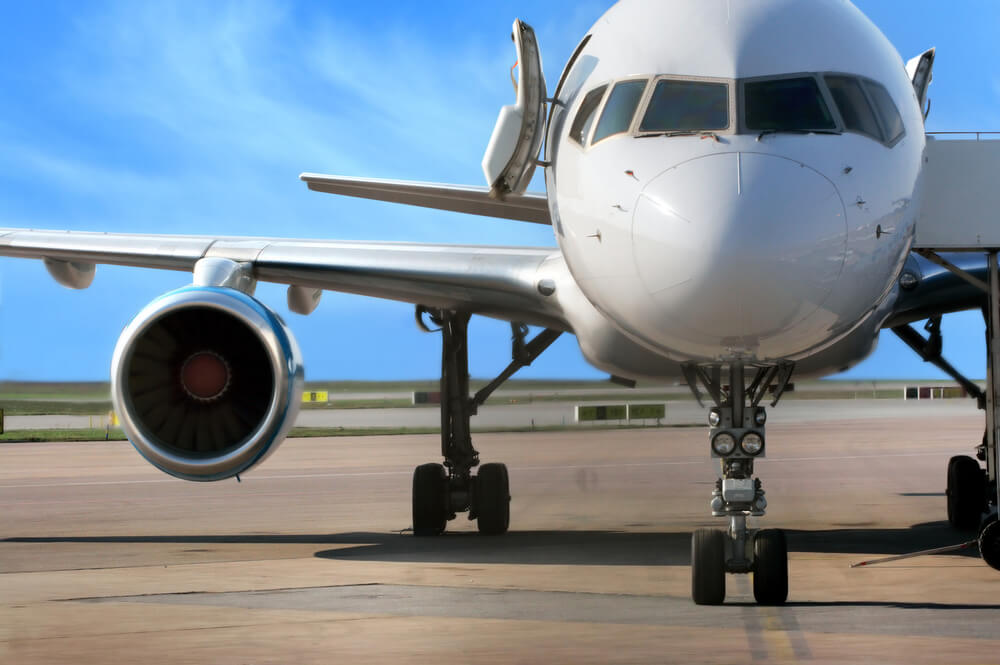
[756,128,841,141]
[639,130,720,141]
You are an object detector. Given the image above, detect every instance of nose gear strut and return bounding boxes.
[683,360,794,605]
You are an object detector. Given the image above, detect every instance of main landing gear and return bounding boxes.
[683,361,794,605]
[892,315,992,532]
[411,308,560,536]
[902,250,1000,570]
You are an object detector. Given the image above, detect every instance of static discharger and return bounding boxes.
[850,540,977,568]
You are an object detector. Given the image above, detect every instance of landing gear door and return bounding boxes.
[481,19,547,198]
[906,47,935,117]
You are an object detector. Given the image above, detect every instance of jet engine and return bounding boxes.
[110,286,304,481]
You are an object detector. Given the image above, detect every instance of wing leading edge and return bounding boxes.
[0,228,568,330]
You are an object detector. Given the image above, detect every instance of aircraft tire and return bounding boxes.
[691,528,726,605]
[753,529,788,605]
[412,463,448,536]
[476,463,510,535]
[947,455,986,531]
[979,515,1000,571]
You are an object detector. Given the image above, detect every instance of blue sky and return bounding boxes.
[0,1,998,382]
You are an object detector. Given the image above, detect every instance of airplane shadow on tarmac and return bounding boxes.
[8,521,995,610]
[5,520,979,567]
[310,520,980,565]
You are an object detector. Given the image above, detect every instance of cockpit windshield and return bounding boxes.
[743,77,836,132]
[639,79,729,133]
[569,72,902,148]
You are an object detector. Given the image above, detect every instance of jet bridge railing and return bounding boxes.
[926,131,1000,141]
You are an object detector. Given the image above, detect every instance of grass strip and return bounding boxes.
[0,422,701,443]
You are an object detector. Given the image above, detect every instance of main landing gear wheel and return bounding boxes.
[978,516,1000,571]
[412,463,448,536]
[691,528,726,605]
[476,463,510,535]
[753,528,788,605]
[947,455,986,531]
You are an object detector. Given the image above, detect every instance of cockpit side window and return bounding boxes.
[639,79,729,132]
[863,80,905,145]
[569,84,608,145]
[592,79,648,143]
[824,75,882,141]
[744,77,835,131]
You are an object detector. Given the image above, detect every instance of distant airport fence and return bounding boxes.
[904,386,968,400]
[575,403,666,425]
[412,391,442,405]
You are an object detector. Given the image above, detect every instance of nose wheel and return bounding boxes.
[753,528,789,605]
[691,528,726,605]
[690,526,788,605]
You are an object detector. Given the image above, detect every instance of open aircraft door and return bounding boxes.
[906,47,935,117]
[482,19,547,198]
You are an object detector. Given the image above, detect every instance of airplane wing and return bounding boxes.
[299,174,552,225]
[0,228,568,330]
[883,251,986,328]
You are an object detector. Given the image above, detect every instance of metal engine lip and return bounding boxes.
[110,286,304,482]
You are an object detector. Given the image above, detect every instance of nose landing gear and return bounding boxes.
[684,361,793,605]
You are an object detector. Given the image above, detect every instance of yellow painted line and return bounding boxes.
[761,606,795,661]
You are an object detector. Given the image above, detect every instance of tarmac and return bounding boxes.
[2,402,1000,663]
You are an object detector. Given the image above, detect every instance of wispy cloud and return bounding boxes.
[0,1,563,245]
[0,2,571,380]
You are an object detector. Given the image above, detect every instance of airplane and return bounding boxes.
[2,0,1000,606]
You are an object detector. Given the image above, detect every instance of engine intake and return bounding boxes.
[111,287,303,481]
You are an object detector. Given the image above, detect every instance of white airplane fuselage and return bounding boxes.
[545,0,924,374]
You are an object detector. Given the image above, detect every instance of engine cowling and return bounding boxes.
[110,286,304,481]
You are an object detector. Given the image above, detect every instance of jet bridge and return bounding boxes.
[914,134,1000,565]
[914,135,1000,250]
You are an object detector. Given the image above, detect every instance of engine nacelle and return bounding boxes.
[110,286,304,481]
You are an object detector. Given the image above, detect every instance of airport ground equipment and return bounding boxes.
[411,308,560,535]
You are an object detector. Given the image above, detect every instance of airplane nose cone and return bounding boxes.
[632,152,846,355]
